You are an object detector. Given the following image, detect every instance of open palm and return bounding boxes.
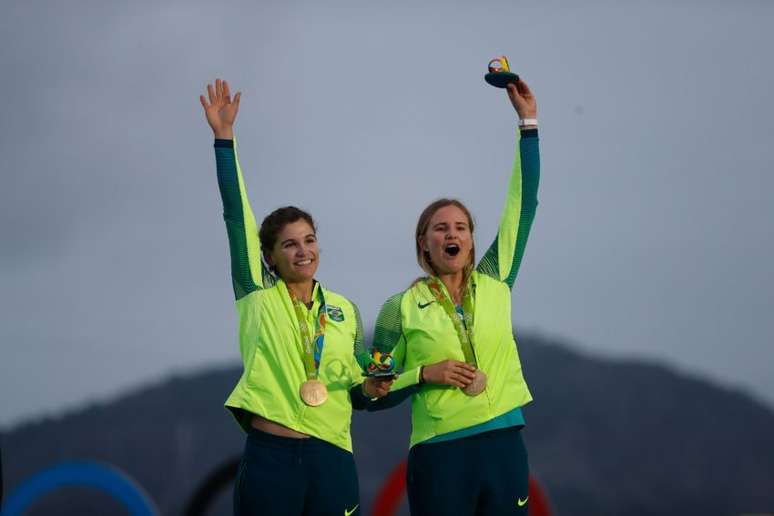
[200,78,241,139]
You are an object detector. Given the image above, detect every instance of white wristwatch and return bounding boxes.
[518,118,538,128]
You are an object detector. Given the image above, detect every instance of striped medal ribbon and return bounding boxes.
[425,277,487,396]
[289,284,329,406]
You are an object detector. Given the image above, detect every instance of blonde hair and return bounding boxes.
[414,198,476,282]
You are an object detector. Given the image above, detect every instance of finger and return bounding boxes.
[207,83,216,105]
[215,78,223,99]
[455,367,477,380]
[517,78,532,96]
[199,95,209,109]
[223,80,231,99]
[451,373,473,386]
[452,362,475,374]
[234,91,241,108]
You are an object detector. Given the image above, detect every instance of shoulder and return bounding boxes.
[319,287,360,323]
[320,287,353,310]
[378,280,436,319]
[472,270,497,286]
[373,290,410,323]
[471,271,509,295]
[236,283,275,305]
[380,283,425,312]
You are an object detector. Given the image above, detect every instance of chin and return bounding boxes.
[435,262,464,276]
[293,267,318,282]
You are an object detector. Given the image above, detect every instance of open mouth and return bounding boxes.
[295,259,313,266]
[444,244,460,257]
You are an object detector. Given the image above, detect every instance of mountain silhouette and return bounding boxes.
[2,334,773,515]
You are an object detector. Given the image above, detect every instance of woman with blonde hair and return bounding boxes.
[370,77,540,515]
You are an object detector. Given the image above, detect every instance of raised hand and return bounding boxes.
[507,79,537,121]
[421,360,477,388]
[200,78,241,139]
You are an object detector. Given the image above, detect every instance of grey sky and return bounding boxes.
[2,0,773,428]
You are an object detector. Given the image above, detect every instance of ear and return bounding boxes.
[418,235,428,253]
[263,251,275,268]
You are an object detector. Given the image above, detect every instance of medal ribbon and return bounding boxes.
[288,284,327,381]
[425,277,477,366]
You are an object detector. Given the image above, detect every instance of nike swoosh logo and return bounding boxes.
[517,497,528,507]
[344,504,359,516]
[417,301,434,309]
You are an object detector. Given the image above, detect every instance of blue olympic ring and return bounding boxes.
[2,461,159,516]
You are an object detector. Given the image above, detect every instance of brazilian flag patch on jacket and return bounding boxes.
[326,305,345,322]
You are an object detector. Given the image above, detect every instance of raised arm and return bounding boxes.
[477,79,540,290]
[200,79,274,300]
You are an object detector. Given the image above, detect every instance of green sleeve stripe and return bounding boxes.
[372,292,421,392]
[214,140,266,299]
[504,131,540,289]
[351,302,369,369]
[233,142,266,291]
[373,292,405,353]
[476,129,540,289]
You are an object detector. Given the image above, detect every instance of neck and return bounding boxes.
[286,279,315,305]
[437,270,465,305]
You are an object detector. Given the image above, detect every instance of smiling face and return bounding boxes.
[266,220,319,283]
[418,203,474,276]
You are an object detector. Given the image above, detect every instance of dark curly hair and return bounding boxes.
[259,206,317,256]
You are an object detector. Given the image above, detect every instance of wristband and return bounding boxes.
[518,118,538,128]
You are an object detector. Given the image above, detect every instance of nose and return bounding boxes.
[298,242,313,256]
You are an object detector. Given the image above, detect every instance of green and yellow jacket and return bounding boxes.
[372,128,540,447]
[213,139,369,452]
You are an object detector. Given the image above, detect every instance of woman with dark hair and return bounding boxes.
[200,79,390,516]
[370,78,540,515]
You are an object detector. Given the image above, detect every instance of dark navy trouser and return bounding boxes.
[234,427,360,516]
[406,426,529,516]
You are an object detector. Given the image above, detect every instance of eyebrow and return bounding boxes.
[280,233,316,246]
[433,222,468,228]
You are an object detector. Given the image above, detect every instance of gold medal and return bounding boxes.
[300,379,328,406]
[462,369,487,396]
